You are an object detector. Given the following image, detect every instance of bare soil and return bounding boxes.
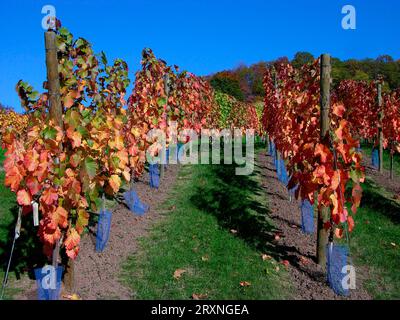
[15,165,180,300]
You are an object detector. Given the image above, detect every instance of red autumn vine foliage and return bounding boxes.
[334,80,379,141]
[126,48,220,176]
[383,90,400,152]
[3,25,131,259]
[334,80,400,155]
[214,91,261,133]
[226,100,260,133]
[125,49,169,178]
[263,60,364,238]
[176,72,219,133]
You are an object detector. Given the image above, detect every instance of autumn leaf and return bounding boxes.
[109,175,121,193]
[314,144,331,163]
[281,260,290,268]
[299,256,310,265]
[17,189,32,206]
[42,187,59,205]
[239,281,251,287]
[192,293,208,300]
[63,91,76,108]
[5,167,24,192]
[63,294,81,300]
[332,103,345,117]
[53,206,68,229]
[351,183,363,214]
[173,269,186,280]
[347,216,355,232]
[26,176,41,195]
[67,127,82,148]
[261,254,272,261]
[76,209,89,233]
[70,152,81,168]
[23,149,39,172]
[64,228,80,260]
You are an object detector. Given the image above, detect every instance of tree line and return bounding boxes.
[209,52,400,102]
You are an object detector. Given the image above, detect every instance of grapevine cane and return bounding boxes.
[0,207,22,300]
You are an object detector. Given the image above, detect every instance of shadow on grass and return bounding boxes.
[189,146,307,265]
[360,180,400,225]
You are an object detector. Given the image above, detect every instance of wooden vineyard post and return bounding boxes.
[45,29,62,269]
[316,54,331,268]
[161,74,170,179]
[390,141,394,179]
[377,81,384,174]
[45,29,75,294]
[272,70,280,166]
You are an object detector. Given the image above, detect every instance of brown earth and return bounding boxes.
[14,164,180,300]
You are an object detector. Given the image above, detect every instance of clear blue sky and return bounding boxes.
[0,0,399,112]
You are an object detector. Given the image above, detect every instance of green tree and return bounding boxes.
[210,72,245,101]
[292,52,314,69]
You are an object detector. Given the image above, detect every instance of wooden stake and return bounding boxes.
[45,31,62,126]
[45,29,75,294]
[317,54,331,268]
[160,74,170,179]
[45,30,62,269]
[390,142,394,180]
[377,81,384,173]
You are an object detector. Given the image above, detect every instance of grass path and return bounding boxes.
[121,148,292,299]
[350,179,400,299]
[362,144,400,176]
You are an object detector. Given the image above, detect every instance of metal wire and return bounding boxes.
[0,207,22,300]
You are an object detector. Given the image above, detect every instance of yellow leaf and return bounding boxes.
[109,175,121,193]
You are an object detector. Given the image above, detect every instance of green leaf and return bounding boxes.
[111,156,120,169]
[100,51,108,66]
[42,127,57,140]
[86,139,94,148]
[83,157,98,180]
[157,97,167,107]
[59,27,69,37]
[75,38,86,48]
[77,126,89,138]
[350,169,363,183]
[65,109,81,128]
